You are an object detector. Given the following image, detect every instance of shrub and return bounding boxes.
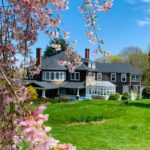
[27,86,38,100]
[109,93,120,100]
[142,86,150,99]
[122,92,131,100]
[51,99,61,104]
[60,97,72,103]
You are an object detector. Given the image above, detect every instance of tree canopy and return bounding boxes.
[43,38,68,58]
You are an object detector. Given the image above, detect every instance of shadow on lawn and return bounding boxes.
[126,102,150,108]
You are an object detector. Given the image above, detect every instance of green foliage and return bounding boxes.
[142,87,150,99]
[109,93,120,100]
[43,38,68,58]
[51,99,61,104]
[122,92,131,100]
[27,86,38,100]
[107,55,123,63]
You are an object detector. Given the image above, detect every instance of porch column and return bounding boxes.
[76,88,80,99]
[41,89,46,98]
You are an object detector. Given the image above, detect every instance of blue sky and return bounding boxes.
[31,0,150,60]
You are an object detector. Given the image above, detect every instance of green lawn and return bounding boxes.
[44,100,150,150]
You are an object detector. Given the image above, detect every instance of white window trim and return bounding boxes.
[88,62,92,68]
[97,73,102,81]
[111,73,116,82]
[43,71,66,81]
[121,73,127,82]
[70,72,80,81]
[92,63,96,69]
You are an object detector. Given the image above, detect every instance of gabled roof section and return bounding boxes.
[96,63,141,74]
[26,80,58,89]
[42,57,67,70]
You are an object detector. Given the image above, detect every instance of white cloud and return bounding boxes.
[126,0,150,3]
[142,0,150,3]
[137,18,150,26]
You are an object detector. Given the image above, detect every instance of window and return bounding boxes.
[97,73,102,81]
[43,71,66,81]
[87,86,115,96]
[46,72,49,80]
[111,73,116,81]
[56,72,59,80]
[60,72,63,80]
[70,72,80,81]
[88,62,92,68]
[51,72,54,80]
[131,75,140,82]
[92,63,96,69]
[121,73,127,82]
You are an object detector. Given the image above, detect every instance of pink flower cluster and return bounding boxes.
[18,105,76,150]
[19,106,58,149]
[0,0,112,149]
[80,0,113,53]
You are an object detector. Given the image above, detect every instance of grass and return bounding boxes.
[44,100,150,150]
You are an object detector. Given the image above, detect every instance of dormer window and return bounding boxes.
[88,62,92,68]
[121,73,127,82]
[88,62,96,69]
[111,73,116,82]
[97,73,102,81]
[70,72,80,81]
[92,63,96,69]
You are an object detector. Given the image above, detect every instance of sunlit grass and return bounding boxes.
[44,100,150,150]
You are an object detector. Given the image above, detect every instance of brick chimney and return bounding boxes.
[36,48,42,66]
[85,48,90,59]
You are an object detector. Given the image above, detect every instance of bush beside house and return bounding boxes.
[122,92,131,100]
[142,87,150,99]
[109,93,120,100]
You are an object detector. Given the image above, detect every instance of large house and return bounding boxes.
[27,48,142,100]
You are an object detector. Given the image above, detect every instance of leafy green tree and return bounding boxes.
[107,55,123,63]
[43,38,68,58]
[120,46,149,85]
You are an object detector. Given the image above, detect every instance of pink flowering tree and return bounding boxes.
[0,0,112,149]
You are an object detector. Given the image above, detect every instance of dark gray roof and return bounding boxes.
[42,58,67,70]
[60,82,85,89]
[96,63,141,74]
[41,52,141,74]
[76,63,95,71]
[26,80,58,89]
